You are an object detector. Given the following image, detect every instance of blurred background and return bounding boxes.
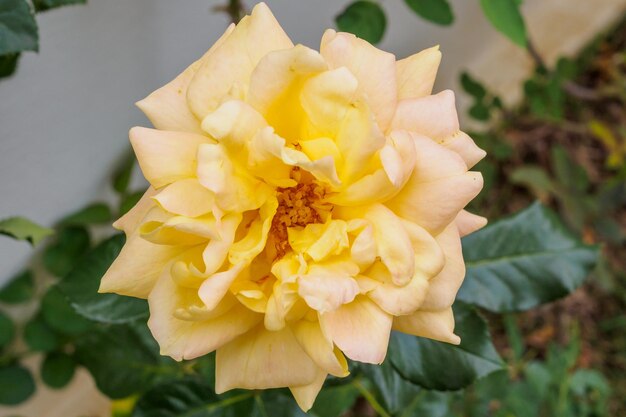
[1,0,625,416]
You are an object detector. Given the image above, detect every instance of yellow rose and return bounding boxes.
[100,2,486,410]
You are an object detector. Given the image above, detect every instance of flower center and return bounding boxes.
[268,171,328,260]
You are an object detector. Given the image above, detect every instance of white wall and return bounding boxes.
[1,0,624,285]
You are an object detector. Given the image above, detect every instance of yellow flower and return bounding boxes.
[100,3,486,410]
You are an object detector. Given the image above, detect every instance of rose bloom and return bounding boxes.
[100,2,486,410]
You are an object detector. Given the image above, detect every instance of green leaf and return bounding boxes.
[480,0,527,47]
[457,202,599,312]
[43,226,90,277]
[0,52,19,78]
[120,190,145,216]
[389,302,504,390]
[0,0,38,55]
[32,0,85,12]
[360,361,420,414]
[336,1,387,44]
[468,102,491,121]
[509,165,555,199]
[0,216,53,245]
[113,150,136,194]
[75,323,164,399]
[59,203,112,226]
[0,364,35,405]
[551,145,588,193]
[41,352,76,389]
[310,382,360,417]
[460,72,487,100]
[0,270,34,304]
[404,0,454,26]
[60,234,148,324]
[132,377,255,417]
[41,286,93,335]
[401,391,452,417]
[0,310,14,348]
[23,315,59,351]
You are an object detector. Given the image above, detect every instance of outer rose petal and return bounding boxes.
[215,325,318,392]
[386,134,483,235]
[420,222,465,310]
[293,319,348,377]
[152,179,215,218]
[187,3,294,120]
[113,187,157,234]
[320,30,397,131]
[290,370,327,412]
[393,308,460,345]
[148,269,261,361]
[396,45,441,100]
[320,296,392,364]
[456,209,488,237]
[391,90,459,141]
[135,24,235,133]
[367,264,429,316]
[129,127,210,188]
[99,233,185,299]
[443,131,486,169]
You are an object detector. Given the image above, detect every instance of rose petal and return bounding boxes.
[393,307,460,345]
[396,45,441,100]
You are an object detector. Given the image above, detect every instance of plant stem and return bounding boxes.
[526,38,546,70]
[353,378,392,417]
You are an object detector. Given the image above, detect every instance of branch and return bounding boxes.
[526,38,546,70]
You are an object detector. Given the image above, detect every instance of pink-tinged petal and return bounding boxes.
[420,223,465,310]
[215,325,318,392]
[390,90,459,141]
[152,179,215,218]
[290,369,327,412]
[320,30,397,131]
[393,308,460,345]
[320,296,392,364]
[148,270,261,361]
[298,272,359,313]
[129,127,210,189]
[386,134,483,235]
[366,263,429,316]
[113,187,157,234]
[442,131,486,169]
[350,225,377,271]
[400,219,445,277]
[456,209,488,237]
[363,204,415,286]
[187,3,294,120]
[98,233,185,298]
[135,24,235,133]
[396,45,441,100]
[293,319,349,377]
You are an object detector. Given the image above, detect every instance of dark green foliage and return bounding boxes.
[336,1,386,44]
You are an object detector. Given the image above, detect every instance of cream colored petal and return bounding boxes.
[442,131,486,169]
[129,127,210,189]
[201,99,267,150]
[320,30,397,131]
[455,209,488,237]
[140,214,221,246]
[390,90,460,141]
[113,187,157,234]
[396,45,441,100]
[363,204,415,286]
[367,265,429,316]
[319,296,392,364]
[400,219,445,277]
[215,325,318,392]
[386,134,483,235]
[350,225,377,271]
[393,307,460,345]
[229,198,278,265]
[198,263,245,311]
[290,369,327,412]
[136,24,235,133]
[298,272,359,313]
[98,232,185,298]
[152,179,215,218]
[247,45,327,141]
[420,223,465,310]
[292,320,349,377]
[148,269,260,361]
[187,3,294,120]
